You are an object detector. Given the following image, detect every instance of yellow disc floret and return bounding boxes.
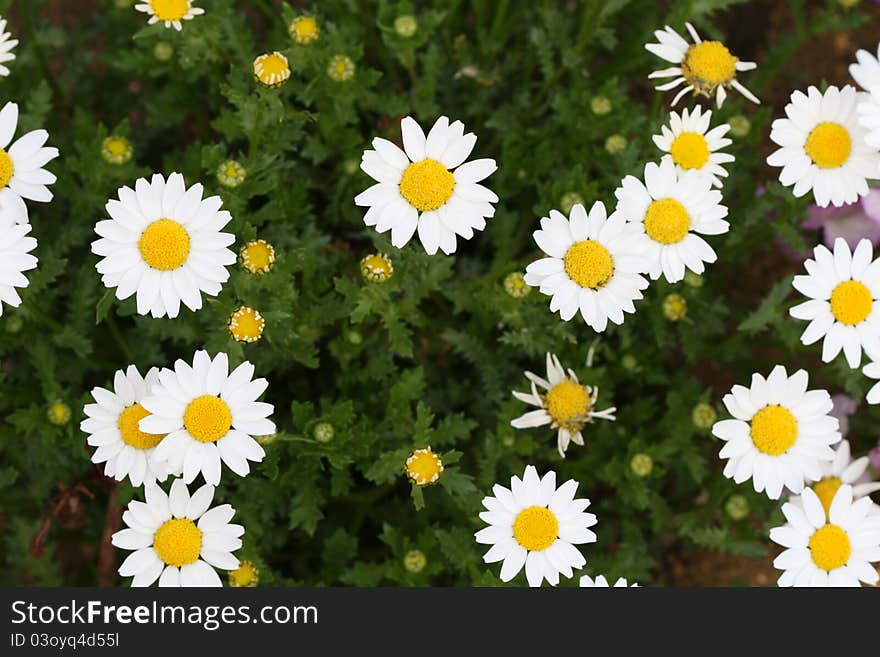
[544,378,591,431]
[805,122,851,169]
[830,280,872,325]
[150,0,189,21]
[644,198,690,244]
[228,306,265,344]
[405,447,443,486]
[563,240,614,290]
[153,518,202,567]
[118,403,165,450]
[749,405,798,456]
[228,560,259,587]
[360,253,394,282]
[399,159,455,212]
[138,219,191,271]
[254,52,291,88]
[289,16,319,45]
[812,476,842,517]
[683,41,738,90]
[0,149,14,188]
[809,523,851,572]
[670,132,710,170]
[184,395,232,443]
[239,239,275,275]
[513,506,559,552]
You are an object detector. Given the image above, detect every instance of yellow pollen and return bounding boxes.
[405,447,443,486]
[117,403,165,450]
[805,122,851,169]
[240,240,275,275]
[153,518,202,567]
[513,506,559,552]
[228,306,265,343]
[683,41,737,87]
[254,52,291,88]
[670,132,710,170]
[644,198,690,244]
[809,523,851,572]
[563,240,614,290]
[749,405,798,456]
[812,476,842,517]
[149,0,189,21]
[0,149,14,188]
[399,159,455,212]
[184,395,232,443]
[544,378,591,431]
[138,219,190,271]
[830,280,872,325]
[228,560,259,587]
[290,16,319,44]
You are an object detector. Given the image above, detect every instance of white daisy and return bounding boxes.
[139,350,274,486]
[475,465,597,587]
[790,237,880,368]
[614,157,728,283]
[524,201,650,331]
[0,17,18,77]
[0,206,36,316]
[849,43,880,93]
[793,440,880,517]
[712,365,841,499]
[0,101,60,223]
[135,0,204,31]
[81,365,175,488]
[354,115,497,255]
[91,172,236,319]
[510,352,616,458]
[856,87,880,151]
[112,479,243,587]
[862,359,880,405]
[579,574,639,587]
[652,105,733,188]
[645,22,759,107]
[767,85,880,208]
[770,485,880,587]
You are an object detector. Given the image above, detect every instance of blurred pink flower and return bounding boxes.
[829,393,857,438]
[870,440,880,471]
[803,189,880,250]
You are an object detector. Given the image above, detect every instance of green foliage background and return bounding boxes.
[0,0,877,586]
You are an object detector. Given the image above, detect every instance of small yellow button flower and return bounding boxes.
[289,16,319,45]
[254,52,291,88]
[228,306,265,344]
[101,136,133,165]
[239,240,276,275]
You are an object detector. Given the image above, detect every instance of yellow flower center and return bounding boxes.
[138,219,191,271]
[228,560,259,587]
[105,138,128,156]
[830,280,872,325]
[683,41,737,87]
[360,253,394,281]
[809,523,851,572]
[291,16,319,44]
[749,405,798,456]
[184,395,232,443]
[254,52,291,87]
[153,518,202,567]
[544,379,590,430]
[513,506,559,552]
[405,448,443,486]
[644,198,690,244]
[228,306,265,343]
[812,476,842,517]
[0,149,14,188]
[670,132,710,170]
[399,159,455,212]
[563,240,614,290]
[117,403,165,450]
[240,240,275,275]
[150,0,189,21]
[805,122,851,169]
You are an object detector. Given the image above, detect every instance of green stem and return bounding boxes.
[105,312,133,362]
[22,299,62,332]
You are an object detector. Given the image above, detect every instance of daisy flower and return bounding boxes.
[579,575,639,587]
[712,365,841,499]
[0,101,60,223]
[794,440,880,517]
[139,351,274,486]
[523,201,650,331]
[767,85,880,208]
[790,238,880,368]
[645,22,758,107]
[652,105,734,188]
[0,207,37,316]
[770,485,880,586]
[135,0,204,31]
[849,43,880,93]
[510,352,616,458]
[354,115,497,255]
[91,172,236,319]
[861,358,880,405]
[112,479,243,587]
[81,365,175,488]
[614,158,729,283]
[0,16,18,77]
[475,465,597,587]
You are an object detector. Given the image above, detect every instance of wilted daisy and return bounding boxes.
[614,158,729,283]
[475,465,597,587]
[135,0,204,31]
[645,22,758,107]
[140,351,274,485]
[712,365,841,499]
[767,85,880,208]
[579,575,639,587]
[81,365,174,488]
[770,485,880,587]
[0,207,37,316]
[253,52,290,88]
[112,479,243,587]
[524,202,650,331]
[0,16,18,77]
[354,115,497,255]
[652,105,733,188]
[795,440,880,516]
[511,353,616,458]
[0,101,60,223]
[790,238,880,368]
[91,172,236,319]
